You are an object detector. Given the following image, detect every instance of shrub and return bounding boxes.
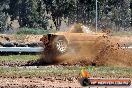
[17,27,50,35]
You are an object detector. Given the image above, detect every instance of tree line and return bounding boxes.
[0,0,131,32]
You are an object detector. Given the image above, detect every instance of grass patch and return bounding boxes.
[96,66,132,73]
[0,66,80,77]
[0,55,131,78]
[111,31,132,36]
[17,27,50,35]
[0,66,131,78]
[0,55,39,61]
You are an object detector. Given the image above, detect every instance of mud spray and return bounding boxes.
[51,36,132,67]
[34,24,132,67]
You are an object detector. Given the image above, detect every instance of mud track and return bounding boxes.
[0,35,132,67]
[1,78,131,88]
[38,35,132,67]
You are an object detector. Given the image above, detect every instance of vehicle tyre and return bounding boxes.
[3,42,14,47]
[27,43,39,47]
[17,43,27,47]
[0,42,3,47]
[52,36,68,54]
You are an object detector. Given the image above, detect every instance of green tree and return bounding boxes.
[44,0,76,30]
[0,0,131,32]
[8,0,48,29]
[0,0,10,32]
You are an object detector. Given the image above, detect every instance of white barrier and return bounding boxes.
[0,47,44,53]
[121,46,132,49]
[0,46,131,53]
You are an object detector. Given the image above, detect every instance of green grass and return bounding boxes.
[0,55,131,78]
[96,66,132,74]
[0,66,131,78]
[0,55,39,61]
[111,31,132,36]
[17,27,50,35]
[0,66,80,78]
[94,66,132,77]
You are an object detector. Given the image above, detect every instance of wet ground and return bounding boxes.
[0,77,131,88]
[0,65,131,88]
[0,34,132,87]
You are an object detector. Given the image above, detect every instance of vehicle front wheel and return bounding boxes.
[52,36,68,54]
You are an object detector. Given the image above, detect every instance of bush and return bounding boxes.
[17,27,50,35]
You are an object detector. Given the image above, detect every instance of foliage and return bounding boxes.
[8,0,48,29]
[0,55,39,61]
[0,0,131,32]
[17,27,49,35]
[0,0,9,32]
[0,65,131,78]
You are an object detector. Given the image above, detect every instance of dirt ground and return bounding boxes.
[0,34,132,67]
[0,65,131,88]
[0,78,131,88]
[40,35,132,68]
[0,34,43,43]
[0,25,132,87]
[36,24,132,67]
[0,78,81,88]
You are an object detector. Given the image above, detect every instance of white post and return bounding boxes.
[96,0,98,32]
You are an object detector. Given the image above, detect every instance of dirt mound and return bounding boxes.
[24,35,43,43]
[0,35,15,42]
[91,36,132,67]
[0,61,28,66]
[15,24,131,67]
[39,35,132,67]
[69,23,93,33]
[0,34,43,43]
[69,24,83,33]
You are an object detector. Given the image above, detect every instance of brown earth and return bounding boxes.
[0,65,131,88]
[40,35,132,67]
[0,34,43,43]
[0,61,28,66]
[0,72,131,88]
[0,78,81,88]
[0,30,132,67]
[0,34,15,42]
[0,78,131,88]
[1,34,132,68]
[39,24,132,67]
[1,34,132,67]
[0,34,132,68]
[23,35,43,43]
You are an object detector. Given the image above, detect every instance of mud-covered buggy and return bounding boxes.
[39,24,108,64]
[40,32,107,55]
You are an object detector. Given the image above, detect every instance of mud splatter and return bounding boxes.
[28,24,132,67]
[37,35,132,67]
